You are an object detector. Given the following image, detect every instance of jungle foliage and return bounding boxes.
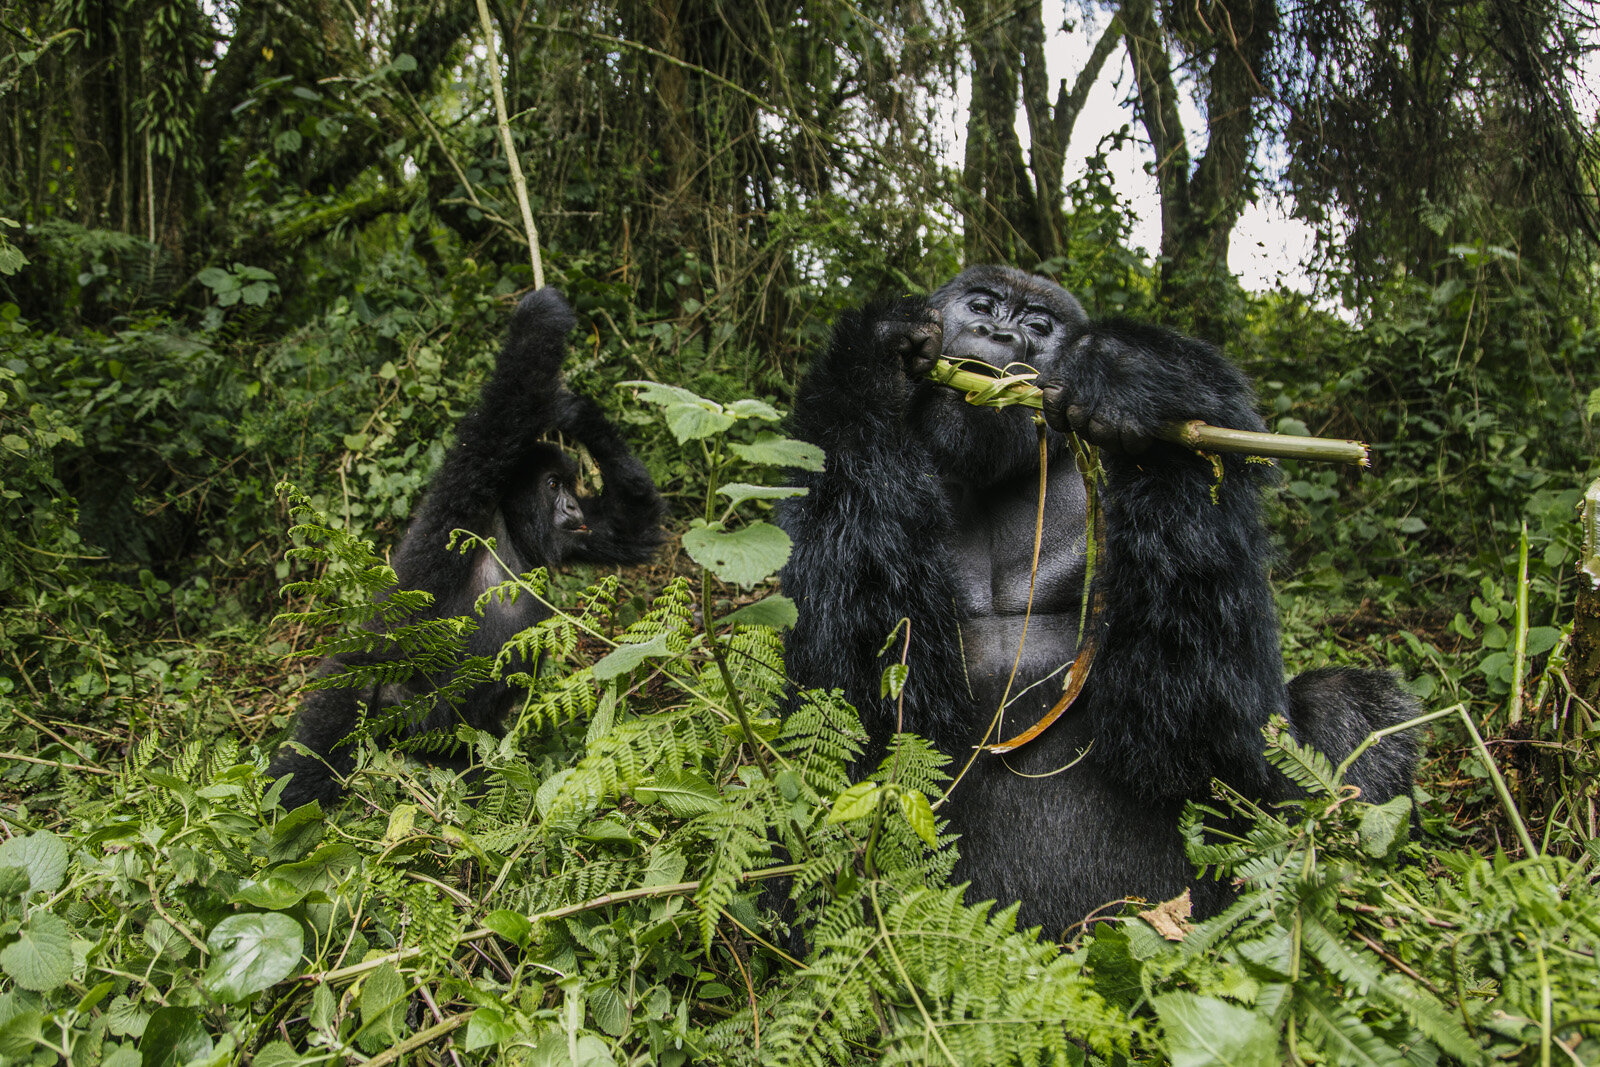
[2,0,1600,1063]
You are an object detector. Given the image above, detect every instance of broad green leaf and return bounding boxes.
[621,380,711,408]
[590,984,629,1037]
[196,266,235,290]
[898,789,938,847]
[663,402,736,442]
[1153,991,1279,1067]
[383,803,418,844]
[0,831,68,896]
[138,1007,212,1067]
[272,843,360,893]
[230,875,309,910]
[251,1040,310,1067]
[359,962,407,1054]
[105,994,148,1038]
[264,802,325,862]
[482,910,533,949]
[716,594,798,630]
[728,432,825,471]
[592,629,676,680]
[0,867,28,896]
[202,913,304,1003]
[828,781,883,824]
[880,663,909,700]
[1525,625,1560,656]
[0,1010,42,1059]
[726,398,782,421]
[0,910,73,991]
[1358,795,1412,858]
[465,1006,517,1051]
[635,769,722,817]
[102,1045,141,1067]
[682,521,792,588]
[717,482,808,508]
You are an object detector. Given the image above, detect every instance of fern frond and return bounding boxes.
[778,689,867,799]
[872,733,951,796]
[1297,985,1406,1066]
[764,886,1135,1066]
[693,802,772,950]
[1264,716,1342,797]
[505,858,637,913]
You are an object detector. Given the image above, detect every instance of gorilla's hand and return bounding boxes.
[1039,320,1262,455]
[874,305,943,381]
[550,391,626,457]
[1038,332,1164,454]
[499,287,577,384]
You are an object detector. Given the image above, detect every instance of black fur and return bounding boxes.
[270,288,664,809]
[778,265,1418,937]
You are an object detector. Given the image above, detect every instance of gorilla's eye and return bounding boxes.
[546,476,560,491]
[1027,318,1054,336]
[967,296,995,316]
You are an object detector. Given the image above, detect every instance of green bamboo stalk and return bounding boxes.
[927,359,1372,467]
[475,0,545,288]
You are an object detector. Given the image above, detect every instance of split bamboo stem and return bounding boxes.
[927,359,1372,467]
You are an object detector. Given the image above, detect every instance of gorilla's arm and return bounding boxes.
[1042,320,1288,798]
[390,287,578,599]
[554,393,666,565]
[778,301,978,748]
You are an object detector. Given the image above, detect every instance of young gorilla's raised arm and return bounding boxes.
[269,288,664,810]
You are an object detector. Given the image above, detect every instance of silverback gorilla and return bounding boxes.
[778,265,1418,936]
[271,288,664,810]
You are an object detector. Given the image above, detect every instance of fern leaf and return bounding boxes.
[1297,986,1407,1066]
[1263,716,1342,797]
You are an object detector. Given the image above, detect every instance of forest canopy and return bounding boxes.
[2,1,1600,1063]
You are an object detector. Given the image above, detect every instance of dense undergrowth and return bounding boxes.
[4,226,1600,1065]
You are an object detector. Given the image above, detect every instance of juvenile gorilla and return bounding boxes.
[778,265,1417,935]
[271,288,664,810]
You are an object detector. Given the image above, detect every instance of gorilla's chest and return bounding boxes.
[949,464,1089,616]
[948,465,1089,708]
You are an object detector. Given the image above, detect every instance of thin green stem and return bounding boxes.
[1510,521,1530,726]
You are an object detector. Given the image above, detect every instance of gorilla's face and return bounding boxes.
[913,266,1088,486]
[934,266,1086,375]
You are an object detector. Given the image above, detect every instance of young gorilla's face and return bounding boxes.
[513,444,588,558]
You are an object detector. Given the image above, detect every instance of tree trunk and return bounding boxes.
[959,1,1121,268]
[957,0,1037,265]
[1120,0,1275,334]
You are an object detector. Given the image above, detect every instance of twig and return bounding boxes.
[0,751,116,777]
[300,864,806,986]
[362,1013,469,1067]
